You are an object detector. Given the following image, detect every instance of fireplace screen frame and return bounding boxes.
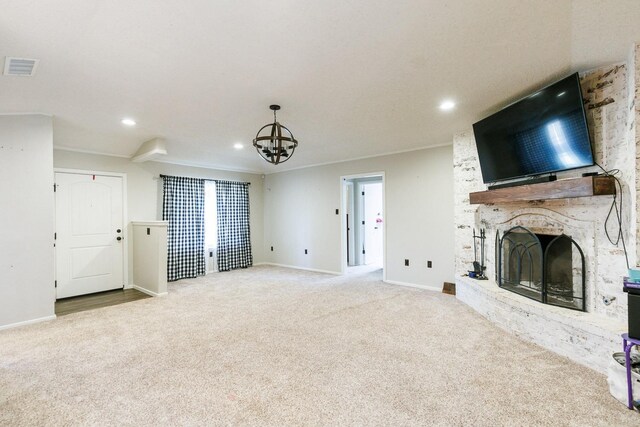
[497,226,586,312]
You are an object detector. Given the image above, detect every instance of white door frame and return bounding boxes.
[340,172,386,280]
[345,181,355,266]
[53,168,129,297]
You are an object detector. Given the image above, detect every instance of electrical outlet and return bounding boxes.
[404,259,409,266]
[271,246,273,251]
[427,260,432,268]
[209,251,213,258]
[305,249,308,254]
[335,208,339,215]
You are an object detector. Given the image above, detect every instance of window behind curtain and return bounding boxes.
[204,181,218,273]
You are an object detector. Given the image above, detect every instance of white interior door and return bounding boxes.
[55,172,124,299]
[363,182,383,266]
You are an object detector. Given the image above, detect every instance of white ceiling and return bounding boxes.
[1,0,639,173]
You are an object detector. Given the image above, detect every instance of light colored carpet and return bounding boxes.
[0,265,637,426]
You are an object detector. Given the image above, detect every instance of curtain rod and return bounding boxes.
[158,174,251,185]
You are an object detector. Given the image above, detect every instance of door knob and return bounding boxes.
[116,229,121,233]
[117,236,122,241]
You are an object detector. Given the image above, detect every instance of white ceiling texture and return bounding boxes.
[1,0,639,173]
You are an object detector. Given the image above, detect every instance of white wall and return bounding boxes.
[571,0,640,70]
[53,150,265,284]
[131,221,167,296]
[263,146,455,288]
[0,115,55,329]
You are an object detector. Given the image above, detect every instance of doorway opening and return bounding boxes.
[340,173,385,278]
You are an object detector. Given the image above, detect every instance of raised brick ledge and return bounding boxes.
[455,276,625,374]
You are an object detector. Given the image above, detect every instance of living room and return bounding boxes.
[2,1,640,425]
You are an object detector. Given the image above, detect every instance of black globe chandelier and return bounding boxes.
[252,105,298,165]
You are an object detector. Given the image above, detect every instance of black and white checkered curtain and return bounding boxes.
[216,180,253,271]
[162,175,206,281]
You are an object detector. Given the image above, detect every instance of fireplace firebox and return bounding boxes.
[497,226,586,311]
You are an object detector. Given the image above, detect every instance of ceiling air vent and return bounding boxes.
[3,57,39,76]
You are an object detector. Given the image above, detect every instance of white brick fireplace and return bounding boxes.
[453,46,640,374]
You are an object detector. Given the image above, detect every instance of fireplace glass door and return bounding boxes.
[499,227,543,302]
[498,226,586,311]
[544,235,585,311]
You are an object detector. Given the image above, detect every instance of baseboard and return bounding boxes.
[0,315,57,331]
[256,262,341,275]
[132,285,168,297]
[383,280,441,292]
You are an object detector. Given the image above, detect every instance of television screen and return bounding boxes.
[472,73,594,184]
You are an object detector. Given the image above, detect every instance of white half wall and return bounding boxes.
[53,150,266,284]
[0,114,55,328]
[263,145,454,288]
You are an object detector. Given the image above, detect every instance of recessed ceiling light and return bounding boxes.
[439,100,456,111]
[121,118,136,126]
[557,91,566,97]
[234,143,244,150]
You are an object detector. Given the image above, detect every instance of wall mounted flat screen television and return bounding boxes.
[472,72,594,184]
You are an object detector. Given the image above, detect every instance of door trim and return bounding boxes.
[340,171,386,280]
[53,169,129,299]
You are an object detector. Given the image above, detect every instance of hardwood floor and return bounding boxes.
[55,288,151,316]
